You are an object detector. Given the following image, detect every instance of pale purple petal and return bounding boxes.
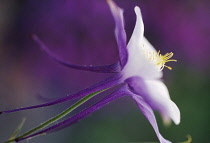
[107,0,127,68]
[32,35,121,73]
[0,74,122,114]
[132,95,171,143]
[122,7,163,80]
[16,86,128,142]
[126,76,180,125]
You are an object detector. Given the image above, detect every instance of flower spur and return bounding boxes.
[1,0,180,143]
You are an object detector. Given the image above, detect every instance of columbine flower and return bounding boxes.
[1,0,180,143]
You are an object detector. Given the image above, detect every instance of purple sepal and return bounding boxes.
[32,35,121,73]
[107,0,128,68]
[132,95,171,143]
[16,85,128,142]
[0,74,122,114]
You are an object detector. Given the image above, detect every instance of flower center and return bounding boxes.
[144,50,177,70]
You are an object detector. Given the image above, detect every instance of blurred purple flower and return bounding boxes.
[1,0,180,143]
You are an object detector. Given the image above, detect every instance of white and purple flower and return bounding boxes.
[1,0,180,143]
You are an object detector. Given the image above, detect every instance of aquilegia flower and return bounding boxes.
[1,0,180,143]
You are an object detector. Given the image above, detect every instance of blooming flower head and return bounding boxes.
[1,0,180,143]
[120,5,180,125]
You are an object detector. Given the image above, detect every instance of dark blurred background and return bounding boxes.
[0,0,209,142]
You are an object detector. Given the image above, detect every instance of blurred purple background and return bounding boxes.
[0,0,209,142]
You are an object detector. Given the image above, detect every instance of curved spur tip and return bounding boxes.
[134,6,140,14]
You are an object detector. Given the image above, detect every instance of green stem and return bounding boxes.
[5,87,109,143]
[9,118,26,140]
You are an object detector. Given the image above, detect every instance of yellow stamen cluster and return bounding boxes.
[145,50,177,70]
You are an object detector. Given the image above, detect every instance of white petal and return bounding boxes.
[142,80,180,125]
[126,77,180,124]
[142,36,157,53]
[127,6,144,49]
[122,7,162,80]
